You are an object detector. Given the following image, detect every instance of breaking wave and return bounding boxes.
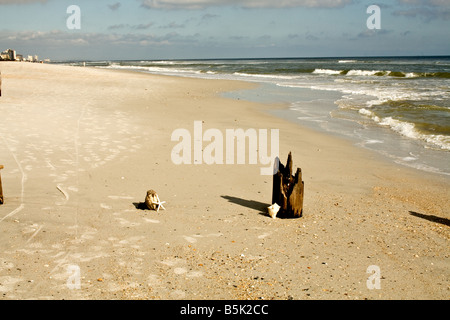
[312,69,450,78]
[359,108,450,151]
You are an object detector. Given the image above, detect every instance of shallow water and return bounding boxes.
[224,83,450,177]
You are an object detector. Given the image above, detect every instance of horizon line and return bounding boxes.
[48,54,450,63]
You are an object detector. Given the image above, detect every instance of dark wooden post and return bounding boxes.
[0,165,4,205]
[272,152,304,218]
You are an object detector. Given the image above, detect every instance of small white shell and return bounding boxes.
[267,203,280,219]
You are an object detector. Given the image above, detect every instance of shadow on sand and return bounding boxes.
[221,195,268,213]
[220,195,298,219]
[409,211,450,227]
[133,202,149,210]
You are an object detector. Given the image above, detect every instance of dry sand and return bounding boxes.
[0,62,448,300]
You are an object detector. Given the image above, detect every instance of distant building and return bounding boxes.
[1,49,16,61]
[0,49,44,63]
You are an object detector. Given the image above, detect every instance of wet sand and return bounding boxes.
[0,62,448,300]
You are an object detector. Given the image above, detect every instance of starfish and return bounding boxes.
[152,194,166,212]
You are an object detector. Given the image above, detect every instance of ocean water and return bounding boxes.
[62,57,450,175]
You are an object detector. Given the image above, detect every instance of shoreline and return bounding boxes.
[0,62,448,300]
[221,81,450,178]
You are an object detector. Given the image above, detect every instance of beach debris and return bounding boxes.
[272,152,304,218]
[267,203,280,219]
[0,165,4,204]
[145,189,166,212]
[56,184,69,201]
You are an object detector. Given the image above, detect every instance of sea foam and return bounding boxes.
[361,113,450,151]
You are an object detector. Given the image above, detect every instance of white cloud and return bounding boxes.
[398,0,450,6]
[140,0,353,9]
[0,29,190,48]
[395,0,450,20]
[394,7,450,20]
[108,22,154,30]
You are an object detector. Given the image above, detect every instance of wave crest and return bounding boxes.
[359,109,450,151]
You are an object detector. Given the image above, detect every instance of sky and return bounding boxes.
[0,0,449,60]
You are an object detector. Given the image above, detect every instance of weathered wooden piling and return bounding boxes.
[272,152,304,218]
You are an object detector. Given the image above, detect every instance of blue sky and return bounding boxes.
[0,0,449,60]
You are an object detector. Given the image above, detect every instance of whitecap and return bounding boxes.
[346,70,378,76]
[313,69,341,75]
[365,139,384,145]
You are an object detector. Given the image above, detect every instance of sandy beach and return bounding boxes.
[0,62,448,300]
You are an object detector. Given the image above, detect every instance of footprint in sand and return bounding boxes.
[160,257,203,280]
[174,267,187,275]
[258,232,272,239]
[183,236,198,244]
[100,203,112,210]
[143,218,160,224]
[159,257,184,267]
[182,233,223,244]
[173,268,203,278]
[186,271,203,278]
[114,217,141,228]
[0,276,23,293]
